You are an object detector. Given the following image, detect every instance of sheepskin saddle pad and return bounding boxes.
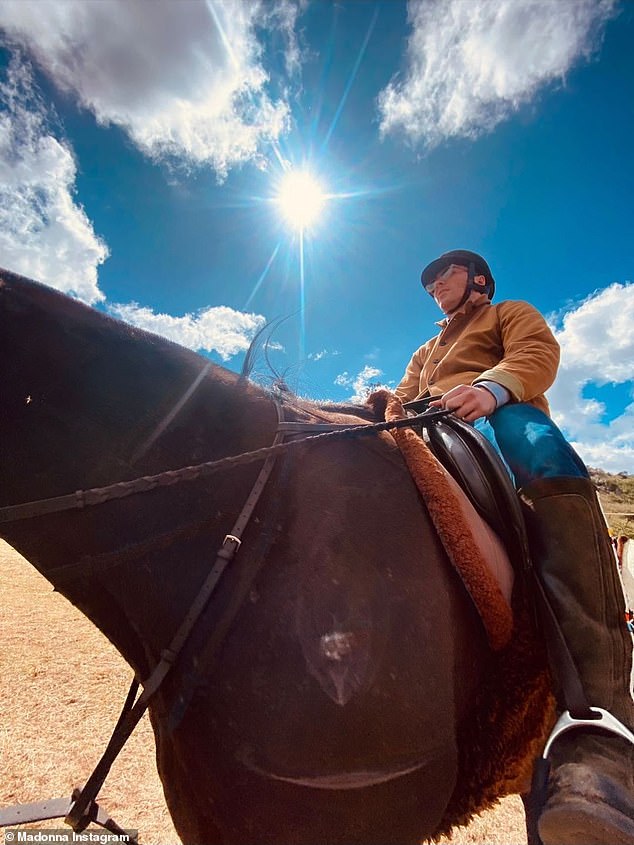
[377,392,555,834]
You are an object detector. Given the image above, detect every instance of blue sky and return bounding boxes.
[1,0,633,471]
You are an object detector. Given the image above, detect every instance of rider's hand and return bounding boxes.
[428,384,497,422]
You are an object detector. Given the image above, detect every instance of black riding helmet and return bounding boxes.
[421,249,496,301]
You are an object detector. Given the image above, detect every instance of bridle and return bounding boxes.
[0,398,448,839]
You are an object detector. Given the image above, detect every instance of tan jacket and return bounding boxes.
[395,299,560,416]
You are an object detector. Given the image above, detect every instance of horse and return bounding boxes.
[0,268,550,844]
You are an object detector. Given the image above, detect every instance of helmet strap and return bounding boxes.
[453,260,476,311]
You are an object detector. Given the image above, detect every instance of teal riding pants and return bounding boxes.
[474,403,588,489]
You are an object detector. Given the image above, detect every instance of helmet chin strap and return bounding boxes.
[449,261,477,313]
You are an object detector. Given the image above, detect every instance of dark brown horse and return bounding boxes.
[0,269,546,844]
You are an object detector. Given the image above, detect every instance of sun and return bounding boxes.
[276,170,326,230]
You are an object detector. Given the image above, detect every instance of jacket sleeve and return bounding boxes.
[395,344,427,401]
[472,301,560,402]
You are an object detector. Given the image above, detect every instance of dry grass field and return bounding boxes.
[591,468,634,538]
[1,539,529,845]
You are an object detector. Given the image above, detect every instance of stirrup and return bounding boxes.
[542,708,634,760]
[528,707,634,834]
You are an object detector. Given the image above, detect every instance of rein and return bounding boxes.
[0,409,449,524]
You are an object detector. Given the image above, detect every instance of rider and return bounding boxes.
[395,249,634,845]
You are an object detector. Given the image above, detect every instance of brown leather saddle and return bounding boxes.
[403,399,531,575]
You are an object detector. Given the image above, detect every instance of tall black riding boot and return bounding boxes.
[520,476,634,845]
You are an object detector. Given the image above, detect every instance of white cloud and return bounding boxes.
[548,283,634,473]
[378,0,616,148]
[364,347,381,362]
[108,301,266,361]
[308,349,340,361]
[335,365,385,403]
[0,0,298,180]
[0,56,108,302]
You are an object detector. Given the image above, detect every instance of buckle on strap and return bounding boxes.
[542,708,634,760]
[216,534,242,561]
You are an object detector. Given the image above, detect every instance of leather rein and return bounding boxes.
[0,401,448,840]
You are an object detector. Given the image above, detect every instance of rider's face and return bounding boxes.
[427,264,469,313]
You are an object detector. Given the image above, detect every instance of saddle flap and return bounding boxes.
[422,415,531,573]
[385,399,516,650]
[440,466,515,610]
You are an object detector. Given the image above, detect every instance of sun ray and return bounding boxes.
[270,139,289,172]
[244,242,281,309]
[205,0,239,69]
[299,229,306,362]
[322,4,379,151]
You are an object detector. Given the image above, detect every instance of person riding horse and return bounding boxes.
[395,249,634,845]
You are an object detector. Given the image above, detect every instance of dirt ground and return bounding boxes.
[0,540,528,844]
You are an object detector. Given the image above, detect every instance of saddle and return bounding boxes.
[403,399,531,575]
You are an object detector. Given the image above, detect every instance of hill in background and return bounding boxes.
[590,468,634,537]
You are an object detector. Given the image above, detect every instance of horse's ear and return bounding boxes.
[366,389,392,421]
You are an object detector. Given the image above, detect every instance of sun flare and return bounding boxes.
[276,171,326,230]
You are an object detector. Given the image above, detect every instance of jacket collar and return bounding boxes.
[435,296,491,327]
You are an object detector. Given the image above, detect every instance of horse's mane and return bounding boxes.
[308,397,380,422]
[239,319,386,423]
[239,316,295,386]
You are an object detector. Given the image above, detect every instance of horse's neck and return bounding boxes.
[3,377,278,682]
[0,273,279,679]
